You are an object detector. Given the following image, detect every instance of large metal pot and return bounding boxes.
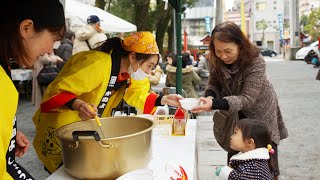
[55,116,155,180]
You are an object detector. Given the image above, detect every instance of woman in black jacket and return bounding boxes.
[56,31,75,69]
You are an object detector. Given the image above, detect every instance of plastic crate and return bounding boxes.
[153,115,174,136]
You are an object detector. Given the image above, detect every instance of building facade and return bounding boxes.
[183,0,216,47]
[300,0,320,16]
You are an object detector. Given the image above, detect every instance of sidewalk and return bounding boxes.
[196,115,226,180]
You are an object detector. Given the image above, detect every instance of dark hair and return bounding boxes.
[236,118,274,172]
[65,31,75,40]
[236,118,271,147]
[172,52,188,68]
[167,53,175,59]
[0,0,65,69]
[0,19,65,68]
[209,21,260,75]
[97,37,159,65]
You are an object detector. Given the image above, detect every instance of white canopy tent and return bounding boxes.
[64,0,137,33]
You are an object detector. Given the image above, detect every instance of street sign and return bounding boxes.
[278,13,284,45]
[199,46,209,50]
[204,16,211,33]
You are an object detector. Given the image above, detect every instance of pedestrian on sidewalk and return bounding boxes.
[0,0,66,179]
[191,21,288,180]
[215,118,274,179]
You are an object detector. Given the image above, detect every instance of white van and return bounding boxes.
[295,41,319,60]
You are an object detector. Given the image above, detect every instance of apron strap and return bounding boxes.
[97,52,121,117]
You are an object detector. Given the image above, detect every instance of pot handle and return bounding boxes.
[72,131,101,141]
[71,131,116,149]
[72,131,101,149]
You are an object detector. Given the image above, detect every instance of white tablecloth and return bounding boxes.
[11,69,33,81]
[46,119,197,180]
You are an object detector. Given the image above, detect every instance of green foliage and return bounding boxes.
[106,0,135,24]
[97,0,198,53]
[300,14,308,26]
[256,19,268,30]
[303,8,320,40]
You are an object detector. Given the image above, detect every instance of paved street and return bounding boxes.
[15,57,320,179]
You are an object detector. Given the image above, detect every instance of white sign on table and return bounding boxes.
[46,119,197,180]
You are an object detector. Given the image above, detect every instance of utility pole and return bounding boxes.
[215,0,224,25]
[289,0,300,60]
[173,11,177,54]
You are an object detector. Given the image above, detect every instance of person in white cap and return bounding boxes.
[72,15,107,55]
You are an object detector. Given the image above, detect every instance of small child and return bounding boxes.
[215,118,274,179]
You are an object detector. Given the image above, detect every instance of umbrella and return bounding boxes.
[65,0,137,32]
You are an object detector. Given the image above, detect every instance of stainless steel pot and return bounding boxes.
[55,116,155,180]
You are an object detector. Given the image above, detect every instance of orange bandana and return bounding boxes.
[122,32,159,54]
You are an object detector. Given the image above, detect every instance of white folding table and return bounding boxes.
[46,119,197,180]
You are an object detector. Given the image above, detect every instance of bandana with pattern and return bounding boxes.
[122,32,159,54]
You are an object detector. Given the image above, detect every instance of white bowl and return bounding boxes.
[116,169,153,180]
[179,98,200,110]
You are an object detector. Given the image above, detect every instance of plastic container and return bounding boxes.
[153,115,174,136]
[172,108,186,136]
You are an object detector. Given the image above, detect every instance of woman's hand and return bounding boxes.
[73,99,97,120]
[161,94,184,107]
[190,96,213,113]
[15,131,30,157]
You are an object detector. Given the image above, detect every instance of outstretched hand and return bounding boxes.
[190,96,213,113]
[161,94,184,107]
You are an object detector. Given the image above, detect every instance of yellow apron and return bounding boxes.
[33,51,126,173]
[1,67,34,179]
[0,67,17,180]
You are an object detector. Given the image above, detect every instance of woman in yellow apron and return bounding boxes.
[0,0,66,179]
[33,31,183,173]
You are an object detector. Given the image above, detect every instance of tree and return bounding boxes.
[95,0,106,10]
[96,0,196,54]
[303,8,320,41]
[300,14,308,26]
[256,19,268,47]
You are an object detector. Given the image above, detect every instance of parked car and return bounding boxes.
[259,48,277,57]
[295,41,319,60]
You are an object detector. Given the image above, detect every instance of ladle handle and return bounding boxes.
[88,105,103,127]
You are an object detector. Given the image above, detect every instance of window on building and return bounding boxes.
[267,41,274,49]
[256,41,262,46]
[195,0,214,7]
[256,2,267,11]
[256,20,267,30]
[189,19,208,36]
